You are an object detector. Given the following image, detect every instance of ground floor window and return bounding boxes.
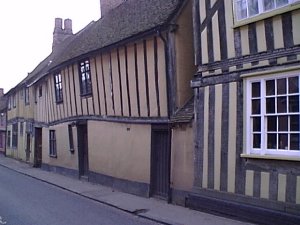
[246,72,300,157]
[49,130,57,157]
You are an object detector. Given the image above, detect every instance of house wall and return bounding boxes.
[43,36,168,126]
[42,123,78,171]
[191,0,300,221]
[171,124,194,192]
[88,121,151,184]
[6,86,35,162]
[175,0,195,108]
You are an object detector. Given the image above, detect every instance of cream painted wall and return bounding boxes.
[42,123,78,170]
[175,0,196,108]
[88,121,151,184]
[171,124,194,191]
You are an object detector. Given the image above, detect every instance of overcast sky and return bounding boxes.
[0,0,101,94]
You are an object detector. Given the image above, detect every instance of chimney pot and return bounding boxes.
[64,19,73,34]
[54,18,63,31]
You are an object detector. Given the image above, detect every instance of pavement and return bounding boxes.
[0,154,252,225]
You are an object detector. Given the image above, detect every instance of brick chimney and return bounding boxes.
[100,0,125,17]
[0,88,3,97]
[52,18,73,50]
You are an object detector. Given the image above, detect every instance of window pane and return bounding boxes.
[290,134,300,150]
[267,134,277,149]
[253,117,261,131]
[289,95,299,112]
[277,97,287,113]
[253,134,261,148]
[248,0,259,16]
[252,82,260,97]
[267,116,277,131]
[288,77,299,94]
[278,116,288,131]
[236,0,247,20]
[252,99,261,114]
[266,80,275,96]
[290,115,299,131]
[276,0,288,7]
[264,0,275,11]
[278,134,288,150]
[266,98,275,113]
[277,78,286,95]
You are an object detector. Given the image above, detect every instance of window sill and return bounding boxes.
[241,153,300,162]
[233,2,300,28]
[49,154,57,158]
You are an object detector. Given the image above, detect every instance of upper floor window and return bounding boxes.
[79,59,92,96]
[235,0,300,20]
[39,86,42,97]
[54,73,63,103]
[246,73,300,157]
[8,97,11,110]
[12,94,16,108]
[25,88,30,105]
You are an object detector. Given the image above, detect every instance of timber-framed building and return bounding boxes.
[5,0,195,202]
[189,0,300,223]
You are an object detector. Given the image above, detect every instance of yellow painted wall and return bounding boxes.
[171,124,194,191]
[175,0,196,108]
[88,121,151,183]
[42,123,78,170]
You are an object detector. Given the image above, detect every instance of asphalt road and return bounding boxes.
[0,166,161,225]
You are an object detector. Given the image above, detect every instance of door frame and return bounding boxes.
[77,120,89,178]
[34,127,42,167]
[150,124,171,202]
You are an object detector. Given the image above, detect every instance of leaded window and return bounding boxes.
[54,73,63,103]
[79,59,92,96]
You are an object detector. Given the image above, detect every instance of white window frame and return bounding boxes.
[234,0,300,21]
[246,72,300,157]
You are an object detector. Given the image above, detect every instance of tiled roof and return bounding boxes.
[171,97,194,124]
[50,0,184,69]
[9,0,184,93]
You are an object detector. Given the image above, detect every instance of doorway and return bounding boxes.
[150,125,171,201]
[77,122,89,179]
[34,128,42,167]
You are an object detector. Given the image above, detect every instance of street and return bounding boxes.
[0,167,161,225]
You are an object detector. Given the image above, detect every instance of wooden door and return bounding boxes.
[77,123,89,178]
[34,128,42,167]
[150,126,171,201]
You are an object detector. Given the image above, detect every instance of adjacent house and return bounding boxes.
[0,88,7,154]
[189,0,300,223]
[5,0,195,202]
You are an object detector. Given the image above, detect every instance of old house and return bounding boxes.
[5,0,195,202]
[189,0,300,223]
[0,88,7,154]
